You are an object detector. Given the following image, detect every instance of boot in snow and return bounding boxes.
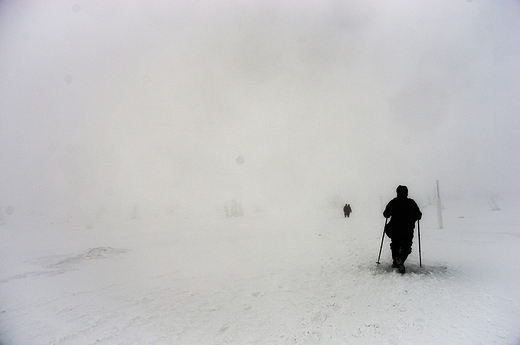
[395,258,406,274]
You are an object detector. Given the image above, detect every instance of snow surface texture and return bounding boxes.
[0,198,518,345]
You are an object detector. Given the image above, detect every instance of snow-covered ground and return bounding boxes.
[0,196,519,345]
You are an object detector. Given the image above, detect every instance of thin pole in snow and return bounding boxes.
[377,218,388,264]
[417,220,422,268]
[436,180,443,229]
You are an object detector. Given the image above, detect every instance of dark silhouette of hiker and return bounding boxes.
[343,204,352,218]
[383,186,422,274]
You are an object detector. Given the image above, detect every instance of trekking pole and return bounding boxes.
[376,218,388,264]
[417,220,422,268]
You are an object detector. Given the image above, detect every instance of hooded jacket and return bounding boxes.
[383,196,422,236]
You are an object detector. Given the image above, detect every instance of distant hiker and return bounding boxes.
[343,204,352,218]
[383,186,422,274]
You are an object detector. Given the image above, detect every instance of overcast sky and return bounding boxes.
[0,0,519,219]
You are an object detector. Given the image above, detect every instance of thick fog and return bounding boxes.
[1,0,519,221]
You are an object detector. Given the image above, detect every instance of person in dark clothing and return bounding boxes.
[343,204,352,218]
[383,185,422,274]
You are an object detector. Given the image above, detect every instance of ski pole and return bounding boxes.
[417,219,422,268]
[377,218,388,264]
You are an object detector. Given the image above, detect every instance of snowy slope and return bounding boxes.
[0,197,518,345]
